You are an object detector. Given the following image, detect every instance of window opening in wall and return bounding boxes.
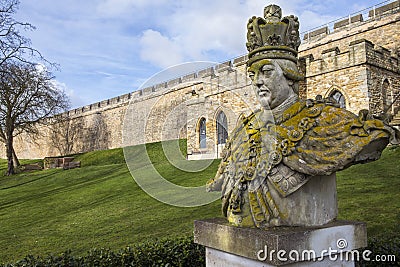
[216,111,228,145]
[199,118,207,149]
[382,79,393,113]
[330,90,346,109]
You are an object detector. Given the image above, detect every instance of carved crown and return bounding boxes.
[246,4,301,66]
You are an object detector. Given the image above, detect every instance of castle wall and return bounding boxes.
[2,1,399,160]
[3,56,259,160]
[299,2,400,58]
[186,59,259,158]
[367,65,400,115]
[303,39,400,115]
[9,100,130,159]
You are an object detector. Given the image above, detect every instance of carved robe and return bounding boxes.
[207,97,396,228]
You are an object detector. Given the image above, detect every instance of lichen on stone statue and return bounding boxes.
[206,4,399,229]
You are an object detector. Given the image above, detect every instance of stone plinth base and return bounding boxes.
[194,218,367,266]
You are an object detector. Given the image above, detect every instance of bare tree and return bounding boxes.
[0,62,69,175]
[0,0,46,66]
[0,0,68,175]
[49,113,81,156]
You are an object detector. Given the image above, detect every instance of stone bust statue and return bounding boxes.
[207,4,399,229]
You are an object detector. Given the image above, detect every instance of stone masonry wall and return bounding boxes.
[2,55,259,159]
[367,65,400,115]
[304,39,399,115]
[186,59,259,158]
[299,2,400,58]
[1,1,399,159]
[300,1,400,115]
[10,100,130,159]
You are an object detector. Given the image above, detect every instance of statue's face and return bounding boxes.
[248,60,293,110]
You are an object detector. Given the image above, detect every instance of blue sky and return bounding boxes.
[15,0,390,108]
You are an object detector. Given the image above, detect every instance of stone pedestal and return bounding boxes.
[194,218,367,267]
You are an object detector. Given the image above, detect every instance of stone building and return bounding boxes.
[2,0,400,159]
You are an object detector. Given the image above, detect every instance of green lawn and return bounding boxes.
[336,145,400,239]
[0,141,220,263]
[0,141,399,263]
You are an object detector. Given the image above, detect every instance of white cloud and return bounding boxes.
[298,10,337,33]
[50,80,85,109]
[14,0,386,107]
[166,1,246,58]
[139,29,184,68]
[96,0,169,17]
[137,1,248,68]
[136,0,331,68]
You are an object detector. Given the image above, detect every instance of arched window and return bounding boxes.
[382,79,392,113]
[216,111,228,145]
[330,90,346,109]
[199,118,207,149]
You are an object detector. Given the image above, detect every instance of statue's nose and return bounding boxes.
[256,77,264,87]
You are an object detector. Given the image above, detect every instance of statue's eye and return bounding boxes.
[261,65,274,75]
[249,72,255,80]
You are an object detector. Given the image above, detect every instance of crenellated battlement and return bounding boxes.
[65,92,135,118]
[365,41,399,71]
[63,55,249,119]
[62,1,400,121]
[4,1,398,160]
[301,0,399,44]
[302,39,399,77]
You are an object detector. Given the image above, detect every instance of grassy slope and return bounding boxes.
[336,145,400,239]
[0,141,220,263]
[0,142,398,263]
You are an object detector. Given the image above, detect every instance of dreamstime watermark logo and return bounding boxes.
[121,61,271,207]
[336,238,348,249]
[256,238,397,263]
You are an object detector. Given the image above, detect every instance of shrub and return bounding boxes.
[2,236,205,267]
[356,237,400,267]
[3,236,399,266]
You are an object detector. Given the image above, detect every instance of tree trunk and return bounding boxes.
[6,134,14,175]
[12,146,20,167]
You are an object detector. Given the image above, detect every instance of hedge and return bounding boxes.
[2,236,398,266]
[356,237,400,267]
[2,236,204,267]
